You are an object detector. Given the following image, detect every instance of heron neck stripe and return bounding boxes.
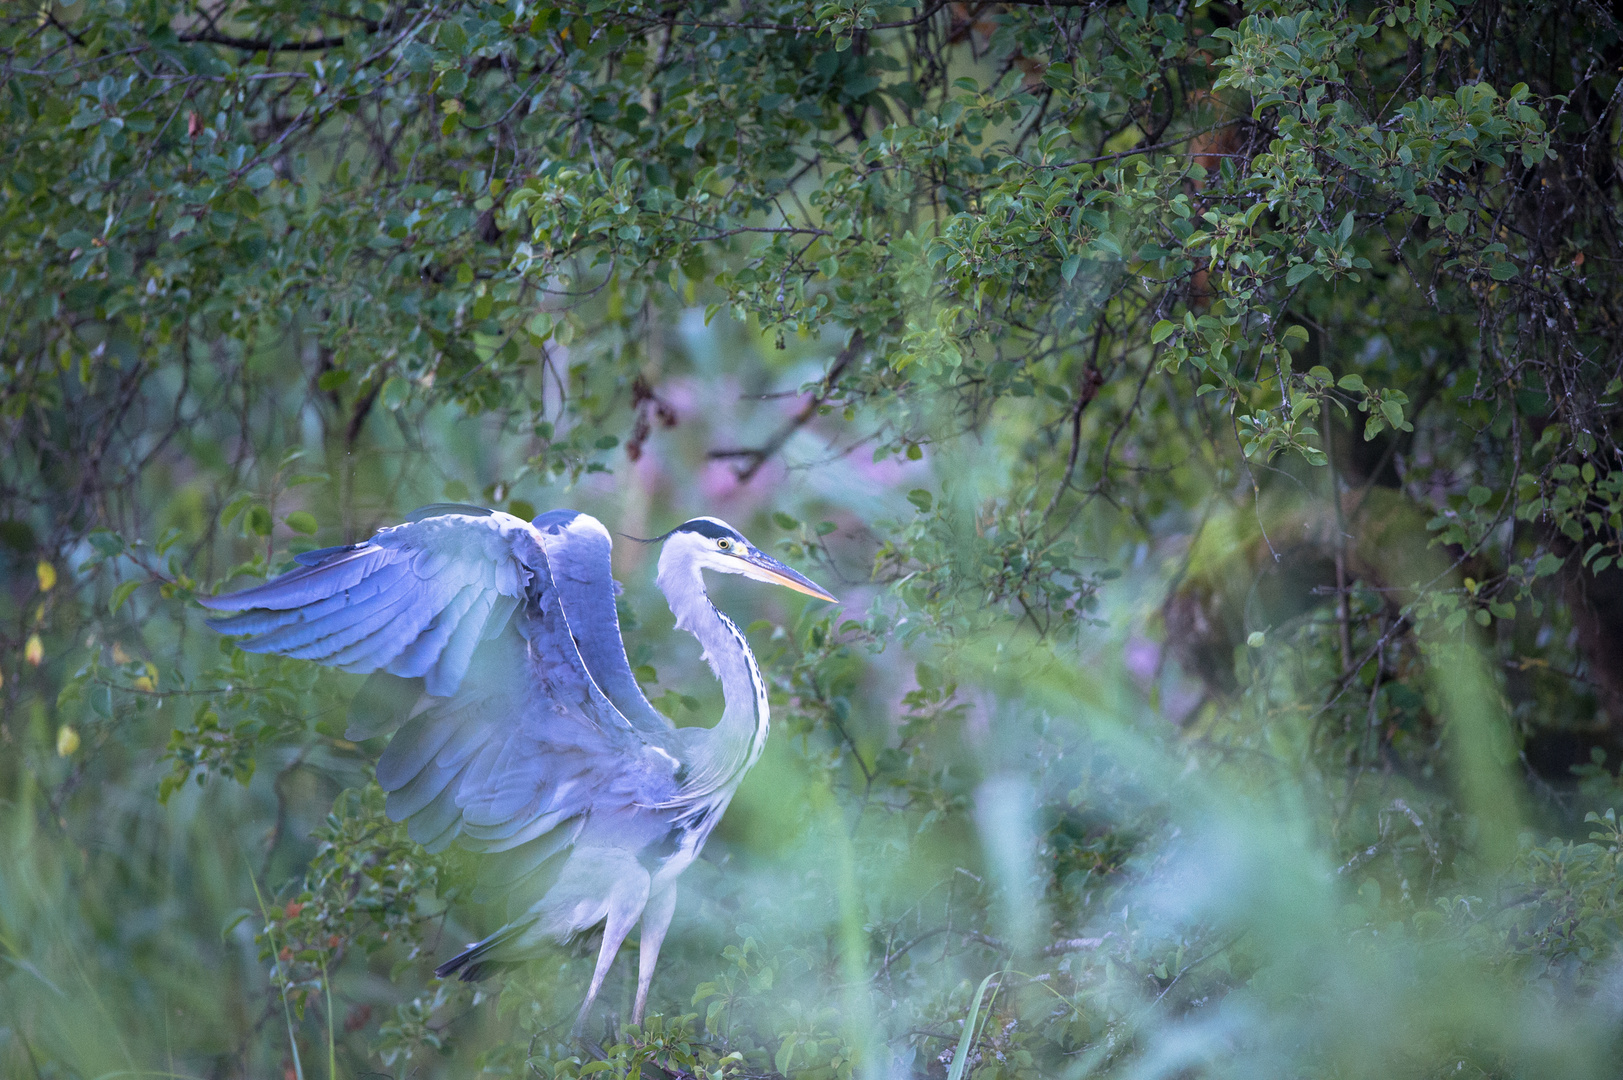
[711,601,769,771]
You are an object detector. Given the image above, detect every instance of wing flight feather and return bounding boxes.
[531,510,672,735]
[201,510,536,696]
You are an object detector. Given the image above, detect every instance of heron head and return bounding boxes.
[659,517,837,602]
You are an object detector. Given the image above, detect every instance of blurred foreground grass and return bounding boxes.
[8,589,1623,1078]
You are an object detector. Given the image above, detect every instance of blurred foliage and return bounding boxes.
[6,0,1623,1076]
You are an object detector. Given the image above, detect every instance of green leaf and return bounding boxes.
[775,1033,799,1075]
[437,20,468,53]
[1151,319,1176,344]
[110,579,141,615]
[88,530,126,557]
[219,493,254,529]
[1337,374,1366,392]
[381,377,409,411]
[1286,262,1317,287]
[1251,93,1286,118]
[908,489,933,512]
[284,511,318,535]
[1092,234,1122,258]
[245,505,273,537]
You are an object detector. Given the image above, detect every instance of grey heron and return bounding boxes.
[199,504,836,1033]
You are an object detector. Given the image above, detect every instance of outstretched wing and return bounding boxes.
[531,509,672,736]
[199,505,533,697]
[200,506,683,860]
[366,628,679,858]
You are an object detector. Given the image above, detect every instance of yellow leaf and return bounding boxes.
[133,676,155,692]
[57,724,80,757]
[25,634,43,666]
[37,560,57,592]
[112,642,132,664]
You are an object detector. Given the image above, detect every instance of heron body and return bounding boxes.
[199,505,835,1032]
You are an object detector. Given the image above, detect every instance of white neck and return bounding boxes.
[655,554,769,792]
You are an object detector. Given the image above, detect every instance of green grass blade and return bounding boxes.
[946,971,1001,1080]
[247,868,304,1080]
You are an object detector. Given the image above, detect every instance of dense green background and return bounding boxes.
[5,0,1623,1076]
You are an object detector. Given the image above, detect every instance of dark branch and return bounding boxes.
[709,332,864,482]
[176,30,353,51]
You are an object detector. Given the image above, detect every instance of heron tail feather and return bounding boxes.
[434,919,535,982]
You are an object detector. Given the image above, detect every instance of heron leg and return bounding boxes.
[632,887,678,1025]
[572,904,640,1039]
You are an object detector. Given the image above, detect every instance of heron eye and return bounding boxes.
[717,538,731,550]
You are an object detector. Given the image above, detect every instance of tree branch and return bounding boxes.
[176,30,354,51]
[709,332,864,481]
